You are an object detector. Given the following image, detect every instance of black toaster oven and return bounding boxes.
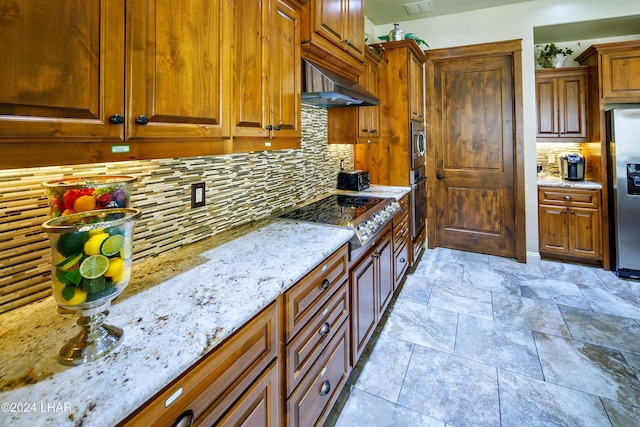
[337,170,370,191]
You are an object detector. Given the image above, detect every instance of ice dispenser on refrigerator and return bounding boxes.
[608,107,640,278]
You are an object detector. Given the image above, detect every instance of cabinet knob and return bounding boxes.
[437,173,444,180]
[319,278,331,291]
[563,210,567,214]
[563,195,572,200]
[320,380,331,396]
[274,125,281,131]
[266,125,273,131]
[400,258,406,263]
[370,130,378,134]
[319,322,331,336]
[361,128,369,133]
[108,114,124,125]
[135,115,149,126]
[570,211,575,214]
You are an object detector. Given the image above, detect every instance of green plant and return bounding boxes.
[536,43,574,68]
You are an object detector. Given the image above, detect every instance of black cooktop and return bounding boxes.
[277,194,385,226]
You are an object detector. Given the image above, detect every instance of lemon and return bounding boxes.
[64,287,87,305]
[104,257,125,278]
[79,255,110,279]
[111,265,131,285]
[100,234,124,257]
[84,233,110,256]
[73,195,96,213]
[89,228,106,237]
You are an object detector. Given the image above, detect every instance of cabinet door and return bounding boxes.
[197,360,280,427]
[313,0,346,51]
[558,73,587,139]
[409,51,425,121]
[569,208,601,259]
[538,205,569,255]
[536,76,558,138]
[358,56,380,140]
[376,231,394,318]
[343,0,365,60]
[127,0,231,140]
[0,0,124,141]
[271,0,301,139]
[232,0,270,139]
[601,48,640,101]
[350,252,377,363]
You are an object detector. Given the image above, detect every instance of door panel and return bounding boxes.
[433,54,516,257]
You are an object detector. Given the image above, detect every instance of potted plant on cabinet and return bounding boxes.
[536,43,574,68]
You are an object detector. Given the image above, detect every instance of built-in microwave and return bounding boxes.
[411,121,426,169]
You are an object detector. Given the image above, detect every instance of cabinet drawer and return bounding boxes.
[285,281,349,397]
[394,236,410,287]
[120,302,278,427]
[285,244,348,342]
[538,187,600,208]
[286,319,350,427]
[393,194,410,225]
[393,213,410,249]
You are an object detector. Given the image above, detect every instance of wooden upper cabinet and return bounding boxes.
[301,0,365,82]
[0,0,233,169]
[232,0,302,152]
[126,0,232,140]
[600,46,640,101]
[409,51,425,122]
[358,50,381,139]
[535,67,588,141]
[0,0,124,142]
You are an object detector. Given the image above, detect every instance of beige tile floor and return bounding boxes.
[325,247,640,427]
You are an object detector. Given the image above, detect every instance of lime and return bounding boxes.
[84,233,109,256]
[100,234,124,257]
[56,253,83,271]
[79,255,110,279]
[80,276,106,294]
[56,232,89,257]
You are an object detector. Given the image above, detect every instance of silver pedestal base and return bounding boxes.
[58,310,123,366]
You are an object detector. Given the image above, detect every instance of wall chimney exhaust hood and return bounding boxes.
[301,60,380,108]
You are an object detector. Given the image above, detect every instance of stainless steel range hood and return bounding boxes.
[301,60,380,108]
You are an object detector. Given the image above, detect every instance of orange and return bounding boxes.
[73,195,96,212]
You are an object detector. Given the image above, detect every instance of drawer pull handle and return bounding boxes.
[135,115,149,126]
[319,278,331,291]
[320,380,331,396]
[564,195,572,200]
[319,322,331,336]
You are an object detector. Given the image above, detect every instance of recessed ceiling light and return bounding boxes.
[403,0,434,15]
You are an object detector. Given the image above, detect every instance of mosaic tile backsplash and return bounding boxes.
[0,106,354,313]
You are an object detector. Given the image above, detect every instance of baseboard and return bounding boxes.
[526,251,541,265]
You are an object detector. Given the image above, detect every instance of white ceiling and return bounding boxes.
[364,0,534,25]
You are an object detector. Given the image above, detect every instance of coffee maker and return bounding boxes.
[560,153,585,181]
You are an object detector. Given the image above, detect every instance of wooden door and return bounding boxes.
[569,207,600,259]
[431,49,518,258]
[409,52,425,121]
[535,75,558,138]
[344,0,365,60]
[0,0,124,141]
[314,0,345,51]
[558,72,587,139]
[127,0,231,140]
[376,231,394,317]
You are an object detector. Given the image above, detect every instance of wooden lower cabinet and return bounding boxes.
[119,302,278,427]
[538,186,601,261]
[197,360,280,426]
[350,227,393,363]
[393,195,411,288]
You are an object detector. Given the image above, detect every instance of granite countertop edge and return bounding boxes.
[537,176,602,189]
[0,187,407,426]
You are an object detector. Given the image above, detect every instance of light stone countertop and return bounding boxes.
[336,184,411,200]
[537,175,602,190]
[0,218,354,427]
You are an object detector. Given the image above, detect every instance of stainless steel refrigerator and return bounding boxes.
[607,107,640,278]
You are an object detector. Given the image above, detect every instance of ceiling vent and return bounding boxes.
[403,1,434,15]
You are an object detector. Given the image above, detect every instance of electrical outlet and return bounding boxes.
[547,153,555,164]
[191,182,205,208]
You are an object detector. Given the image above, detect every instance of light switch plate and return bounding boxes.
[191,182,205,208]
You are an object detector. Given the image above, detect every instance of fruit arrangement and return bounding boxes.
[43,209,141,310]
[44,176,136,218]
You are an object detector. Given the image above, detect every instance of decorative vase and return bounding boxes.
[388,23,405,41]
[42,208,141,365]
[552,53,566,68]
